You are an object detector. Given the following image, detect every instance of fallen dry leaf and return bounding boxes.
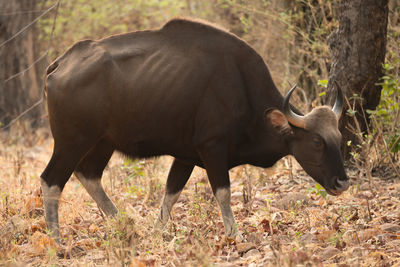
[316,229,336,242]
[88,223,99,233]
[23,231,58,256]
[236,242,256,253]
[380,223,400,233]
[320,247,340,260]
[1,126,400,266]
[129,258,146,267]
[243,248,261,259]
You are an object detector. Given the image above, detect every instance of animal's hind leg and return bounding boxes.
[74,139,117,217]
[41,144,92,241]
[156,159,194,228]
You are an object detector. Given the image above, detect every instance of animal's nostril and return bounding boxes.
[333,175,347,182]
[335,177,349,191]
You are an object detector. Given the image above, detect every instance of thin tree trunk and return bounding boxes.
[327,0,389,158]
[0,0,44,127]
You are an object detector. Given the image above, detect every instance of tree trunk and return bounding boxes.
[327,0,389,158]
[0,0,44,127]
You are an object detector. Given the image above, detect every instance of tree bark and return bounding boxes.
[0,0,44,127]
[327,0,389,158]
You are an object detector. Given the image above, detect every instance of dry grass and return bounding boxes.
[1,1,399,266]
[0,125,399,267]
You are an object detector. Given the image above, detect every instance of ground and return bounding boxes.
[0,127,399,266]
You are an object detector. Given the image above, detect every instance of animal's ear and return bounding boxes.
[264,108,293,136]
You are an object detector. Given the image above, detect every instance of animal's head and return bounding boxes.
[266,85,349,195]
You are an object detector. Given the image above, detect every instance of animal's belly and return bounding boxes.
[113,136,199,161]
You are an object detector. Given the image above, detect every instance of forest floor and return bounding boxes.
[0,127,399,267]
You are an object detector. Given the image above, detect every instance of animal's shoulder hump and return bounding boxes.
[161,18,230,35]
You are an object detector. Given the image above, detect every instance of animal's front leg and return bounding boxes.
[214,185,237,237]
[197,142,238,237]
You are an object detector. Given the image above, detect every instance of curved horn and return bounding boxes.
[332,81,344,120]
[283,85,306,129]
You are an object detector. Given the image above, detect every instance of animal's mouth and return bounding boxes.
[325,177,350,196]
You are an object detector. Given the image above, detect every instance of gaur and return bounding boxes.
[41,18,349,241]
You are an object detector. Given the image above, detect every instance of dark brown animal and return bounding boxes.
[41,18,349,241]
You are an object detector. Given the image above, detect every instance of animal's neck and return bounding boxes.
[233,129,289,168]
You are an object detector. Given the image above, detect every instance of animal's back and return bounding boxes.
[46,18,255,98]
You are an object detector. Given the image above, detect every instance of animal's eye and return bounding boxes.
[313,138,323,148]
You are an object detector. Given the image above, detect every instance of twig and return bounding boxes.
[344,95,374,180]
[370,116,400,177]
[380,130,400,178]
[4,49,49,83]
[0,99,44,130]
[0,10,49,16]
[366,199,372,222]
[243,166,254,216]
[0,2,58,48]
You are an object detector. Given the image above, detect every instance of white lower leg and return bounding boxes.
[156,190,182,228]
[41,178,62,240]
[215,187,237,237]
[75,172,118,216]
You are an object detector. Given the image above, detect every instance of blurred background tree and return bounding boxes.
[0,0,48,127]
[327,0,389,158]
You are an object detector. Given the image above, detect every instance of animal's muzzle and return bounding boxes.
[328,176,350,196]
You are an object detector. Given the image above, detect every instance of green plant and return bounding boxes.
[123,158,145,178]
[308,183,327,198]
[343,59,400,179]
[369,63,400,155]
[360,61,400,177]
[328,232,344,248]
